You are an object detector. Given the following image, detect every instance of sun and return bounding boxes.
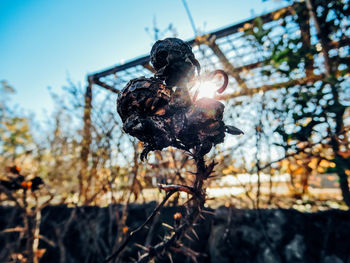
[191,80,222,99]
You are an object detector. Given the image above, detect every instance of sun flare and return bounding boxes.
[191,80,221,99]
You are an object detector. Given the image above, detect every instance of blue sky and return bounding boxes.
[0,0,287,119]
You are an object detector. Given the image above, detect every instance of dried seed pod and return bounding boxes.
[117,77,171,122]
[117,77,176,159]
[116,38,242,160]
[150,38,200,87]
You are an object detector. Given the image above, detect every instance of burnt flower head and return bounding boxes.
[150,37,200,87]
[117,38,243,160]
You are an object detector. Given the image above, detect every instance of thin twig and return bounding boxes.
[103,190,176,263]
[136,151,212,262]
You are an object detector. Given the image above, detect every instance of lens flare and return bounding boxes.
[190,72,226,100]
[191,80,221,99]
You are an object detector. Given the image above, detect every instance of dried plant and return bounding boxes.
[106,38,243,262]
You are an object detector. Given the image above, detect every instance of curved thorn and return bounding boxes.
[212,70,228,94]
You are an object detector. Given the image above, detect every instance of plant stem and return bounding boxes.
[137,151,210,262]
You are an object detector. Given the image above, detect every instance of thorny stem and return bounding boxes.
[103,150,213,263]
[103,190,176,263]
[136,151,212,263]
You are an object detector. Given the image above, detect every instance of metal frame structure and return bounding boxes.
[86,4,295,94]
[79,2,349,192]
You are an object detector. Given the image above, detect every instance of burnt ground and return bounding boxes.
[1,204,350,263]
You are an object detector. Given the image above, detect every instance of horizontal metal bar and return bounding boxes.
[88,4,296,81]
[93,79,119,94]
[187,4,295,46]
[216,74,325,100]
[90,55,150,80]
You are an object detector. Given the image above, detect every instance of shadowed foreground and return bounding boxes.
[1,204,350,263]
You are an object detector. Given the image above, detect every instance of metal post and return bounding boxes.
[80,79,93,203]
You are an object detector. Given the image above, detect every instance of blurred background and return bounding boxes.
[0,0,349,261]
